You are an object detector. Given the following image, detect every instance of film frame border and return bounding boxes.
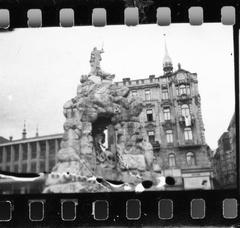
[0,0,239,226]
[0,0,239,28]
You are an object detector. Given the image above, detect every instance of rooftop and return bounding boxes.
[0,133,63,146]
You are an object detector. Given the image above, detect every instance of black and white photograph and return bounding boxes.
[0,23,236,194]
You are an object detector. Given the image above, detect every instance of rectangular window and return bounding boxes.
[14,164,18,172]
[145,89,151,101]
[0,148,3,163]
[146,109,153,121]
[31,142,37,159]
[22,163,27,173]
[168,154,176,167]
[58,139,62,151]
[184,128,193,141]
[186,85,191,95]
[179,85,186,95]
[163,108,171,121]
[179,84,191,95]
[14,145,19,161]
[6,146,11,162]
[40,161,45,172]
[162,89,169,100]
[148,131,155,143]
[166,130,173,143]
[49,140,55,154]
[31,162,37,173]
[5,165,10,172]
[22,143,28,160]
[40,141,46,158]
[181,104,190,117]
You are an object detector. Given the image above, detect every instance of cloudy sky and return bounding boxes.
[0,23,235,149]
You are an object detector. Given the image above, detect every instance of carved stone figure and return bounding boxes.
[89,47,115,81]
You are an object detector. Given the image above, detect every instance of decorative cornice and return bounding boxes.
[128,83,160,90]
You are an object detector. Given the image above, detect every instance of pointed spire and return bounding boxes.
[36,125,39,137]
[163,35,173,74]
[22,120,27,139]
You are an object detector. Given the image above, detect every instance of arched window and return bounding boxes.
[186,152,195,166]
[168,153,176,167]
[181,104,190,117]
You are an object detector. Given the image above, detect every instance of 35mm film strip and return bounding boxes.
[0,4,239,28]
[0,0,239,227]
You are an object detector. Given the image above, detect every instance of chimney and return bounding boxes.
[9,136,13,141]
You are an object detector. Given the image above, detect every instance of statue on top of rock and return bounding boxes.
[89,47,115,82]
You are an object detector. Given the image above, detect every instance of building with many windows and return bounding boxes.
[113,44,213,190]
[0,127,62,174]
[213,113,236,189]
[0,44,214,191]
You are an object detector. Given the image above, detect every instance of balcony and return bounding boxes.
[150,141,160,150]
[161,99,172,106]
[162,119,176,129]
[177,94,192,102]
[177,141,202,148]
[179,115,195,127]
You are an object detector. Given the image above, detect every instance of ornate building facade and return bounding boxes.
[213,113,236,189]
[111,45,213,190]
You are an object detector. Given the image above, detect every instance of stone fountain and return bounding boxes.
[43,47,156,193]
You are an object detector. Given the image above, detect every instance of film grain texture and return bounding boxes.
[0,24,236,194]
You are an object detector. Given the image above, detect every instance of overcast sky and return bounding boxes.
[0,23,235,149]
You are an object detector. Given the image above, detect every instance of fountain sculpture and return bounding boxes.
[43,47,156,193]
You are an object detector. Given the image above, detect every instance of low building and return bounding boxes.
[0,132,62,174]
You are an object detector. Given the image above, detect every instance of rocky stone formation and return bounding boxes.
[43,48,155,193]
